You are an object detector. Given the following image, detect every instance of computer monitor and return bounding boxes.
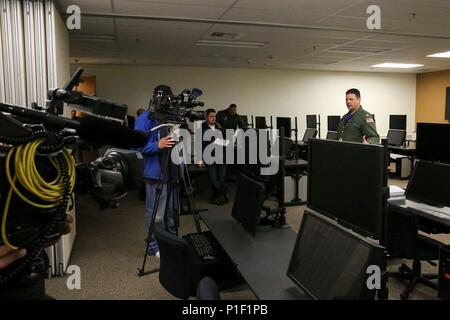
[287,210,386,300]
[302,128,318,143]
[231,174,266,237]
[307,139,387,239]
[255,116,267,129]
[389,115,407,131]
[276,117,291,138]
[416,123,450,164]
[326,131,338,140]
[406,161,450,207]
[328,116,340,132]
[306,115,317,129]
[386,129,406,146]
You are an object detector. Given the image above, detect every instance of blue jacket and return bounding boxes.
[134,112,161,180]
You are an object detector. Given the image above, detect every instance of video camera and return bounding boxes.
[148,85,205,124]
[0,69,144,287]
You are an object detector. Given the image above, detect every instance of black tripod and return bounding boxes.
[137,128,202,277]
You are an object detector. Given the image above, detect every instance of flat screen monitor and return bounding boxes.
[276,117,292,138]
[328,116,340,132]
[326,131,338,140]
[231,174,266,236]
[255,116,267,129]
[306,115,317,129]
[307,139,387,239]
[389,115,407,130]
[416,123,450,164]
[387,129,405,146]
[302,128,318,143]
[287,210,386,300]
[406,161,450,207]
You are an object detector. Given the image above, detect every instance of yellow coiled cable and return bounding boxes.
[1,138,76,250]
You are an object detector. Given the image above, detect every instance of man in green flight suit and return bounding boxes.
[338,88,380,144]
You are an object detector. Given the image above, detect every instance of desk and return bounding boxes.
[285,159,308,171]
[388,146,416,178]
[388,197,450,234]
[200,209,307,300]
[388,146,416,157]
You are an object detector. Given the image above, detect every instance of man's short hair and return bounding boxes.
[136,108,145,117]
[346,88,361,98]
[229,104,237,109]
[206,108,216,115]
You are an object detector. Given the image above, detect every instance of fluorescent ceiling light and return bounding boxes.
[427,51,450,58]
[196,40,265,48]
[371,63,424,69]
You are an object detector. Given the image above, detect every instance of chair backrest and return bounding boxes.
[385,205,418,258]
[281,137,293,158]
[153,224,193,299]
[326,131,338,140]
[387,129,406,146]
[196,276,221,300]
[302,128,318,143]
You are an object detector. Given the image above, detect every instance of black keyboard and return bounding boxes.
[185,232,217,261]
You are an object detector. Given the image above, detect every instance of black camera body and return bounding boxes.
[148,86,205,124]
[0,68,144,289]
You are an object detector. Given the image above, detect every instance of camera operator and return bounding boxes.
[134,87,178,258]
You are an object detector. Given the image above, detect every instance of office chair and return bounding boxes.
[302,128,318,143]
[154,224,243,299]
[386,205,445,300]
[281,137,294,159]
[153,224,203,299]
[196,276,221,300]
[326,131,338,140]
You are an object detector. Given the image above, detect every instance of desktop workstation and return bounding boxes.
[188,139,392,300]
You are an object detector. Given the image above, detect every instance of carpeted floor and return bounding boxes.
[45,177,449,300]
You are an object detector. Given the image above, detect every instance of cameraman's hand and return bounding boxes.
[63,214,74,235]
[0,246,27,270]
[158,136,175,149]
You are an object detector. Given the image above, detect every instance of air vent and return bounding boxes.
[209,32,247,41]
[328,46,391,55]
[181,56,237,63]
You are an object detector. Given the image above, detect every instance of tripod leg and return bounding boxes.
[181,161,202,233]
[138,149,172,277]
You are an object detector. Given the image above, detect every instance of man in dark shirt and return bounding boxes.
[198,109,229,205]
[216,104,246,130]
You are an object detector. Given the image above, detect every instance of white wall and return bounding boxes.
[70,64,417,137]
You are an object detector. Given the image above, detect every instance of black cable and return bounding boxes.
[0,137,71,286]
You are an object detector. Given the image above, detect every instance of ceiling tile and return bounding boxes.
[113,0,228,18]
